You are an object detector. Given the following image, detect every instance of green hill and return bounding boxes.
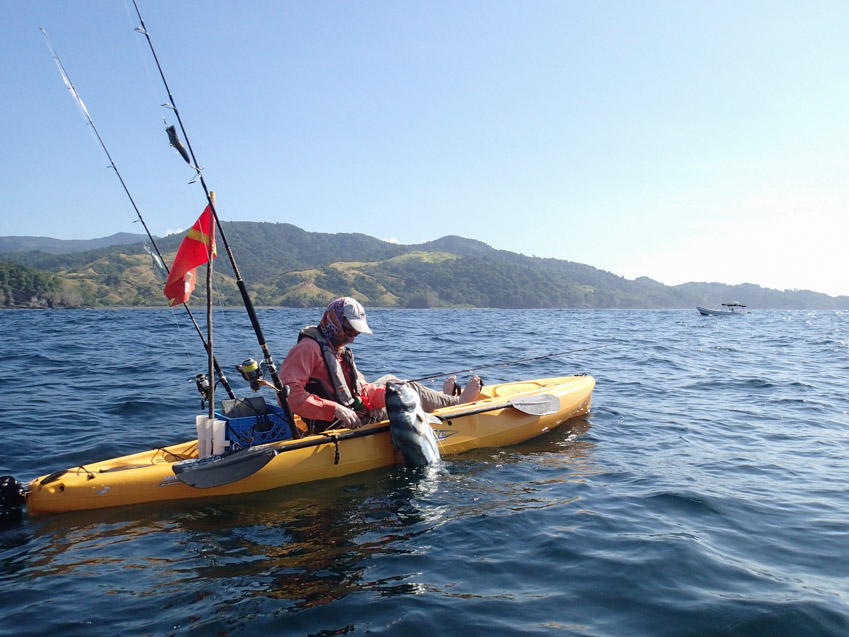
[0,233,149,255]
[1,222,847,310]
[0,262,65,308]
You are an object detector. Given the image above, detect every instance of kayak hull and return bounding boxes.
[25,375,594,517]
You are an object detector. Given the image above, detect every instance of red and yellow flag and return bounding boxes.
[163,204,216,306]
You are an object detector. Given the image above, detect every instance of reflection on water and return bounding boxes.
[18,422,595,616]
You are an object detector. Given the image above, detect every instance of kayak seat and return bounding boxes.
[221,397,270,419]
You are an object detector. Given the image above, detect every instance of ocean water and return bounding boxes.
[0,308,847,636]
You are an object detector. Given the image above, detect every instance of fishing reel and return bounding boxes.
[191,373,211,409]
[236,358,265,392]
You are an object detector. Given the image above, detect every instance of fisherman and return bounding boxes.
[278,297,481,432]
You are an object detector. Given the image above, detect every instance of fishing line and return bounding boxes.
[39,27,235,400]
[407,344,612,383]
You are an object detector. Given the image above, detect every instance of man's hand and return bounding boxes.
[334,403,361,429]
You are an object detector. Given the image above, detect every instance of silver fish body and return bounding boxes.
[384,381,441,467]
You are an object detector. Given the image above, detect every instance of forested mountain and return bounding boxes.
[0,262,64,308]
[1,222,847,309]
[0,233,149,254]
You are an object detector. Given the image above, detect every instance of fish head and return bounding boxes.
[384,381,421,416]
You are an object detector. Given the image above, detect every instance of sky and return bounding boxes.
[2,1,849,297]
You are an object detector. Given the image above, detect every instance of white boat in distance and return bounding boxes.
[697,302,749,316]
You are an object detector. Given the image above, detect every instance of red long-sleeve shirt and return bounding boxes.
[278,338,386,422]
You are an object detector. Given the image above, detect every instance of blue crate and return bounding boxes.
[215,402,293,450]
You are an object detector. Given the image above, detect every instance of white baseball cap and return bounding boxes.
[342,297,372,334]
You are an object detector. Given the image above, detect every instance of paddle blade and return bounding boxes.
[173,446,277,489]
[508,393,560,415]
[436,393,561,420]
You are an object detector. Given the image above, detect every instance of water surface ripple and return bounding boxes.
[0,308,847,635]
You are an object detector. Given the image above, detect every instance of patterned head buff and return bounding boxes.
[320,297,351,349]
[319,297,371,349]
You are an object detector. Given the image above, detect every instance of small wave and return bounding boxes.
[687,599,849,637]
[642,490,724,517]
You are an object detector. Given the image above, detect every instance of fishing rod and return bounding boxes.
[407,344,612,383]
[129,1,297,430]
[40,28,236,403]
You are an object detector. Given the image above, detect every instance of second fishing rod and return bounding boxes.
[40,27,236,404]
[407,344,612,385]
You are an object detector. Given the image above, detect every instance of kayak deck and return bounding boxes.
[25,375,594,517]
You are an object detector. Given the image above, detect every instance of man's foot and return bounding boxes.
[459,376,482,403]
[442,375,458,395]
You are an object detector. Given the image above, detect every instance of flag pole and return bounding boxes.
[206,192,215,421]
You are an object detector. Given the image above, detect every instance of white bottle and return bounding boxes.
[211,419,230,455]
[196,415,211,459]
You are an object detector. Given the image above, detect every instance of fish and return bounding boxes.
[384,381,441,467]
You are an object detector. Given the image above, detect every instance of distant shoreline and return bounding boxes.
[4,305,847,312]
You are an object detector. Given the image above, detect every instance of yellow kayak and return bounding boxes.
[24,375,594,517]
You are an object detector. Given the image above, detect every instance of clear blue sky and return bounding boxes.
[3,1,848,297]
